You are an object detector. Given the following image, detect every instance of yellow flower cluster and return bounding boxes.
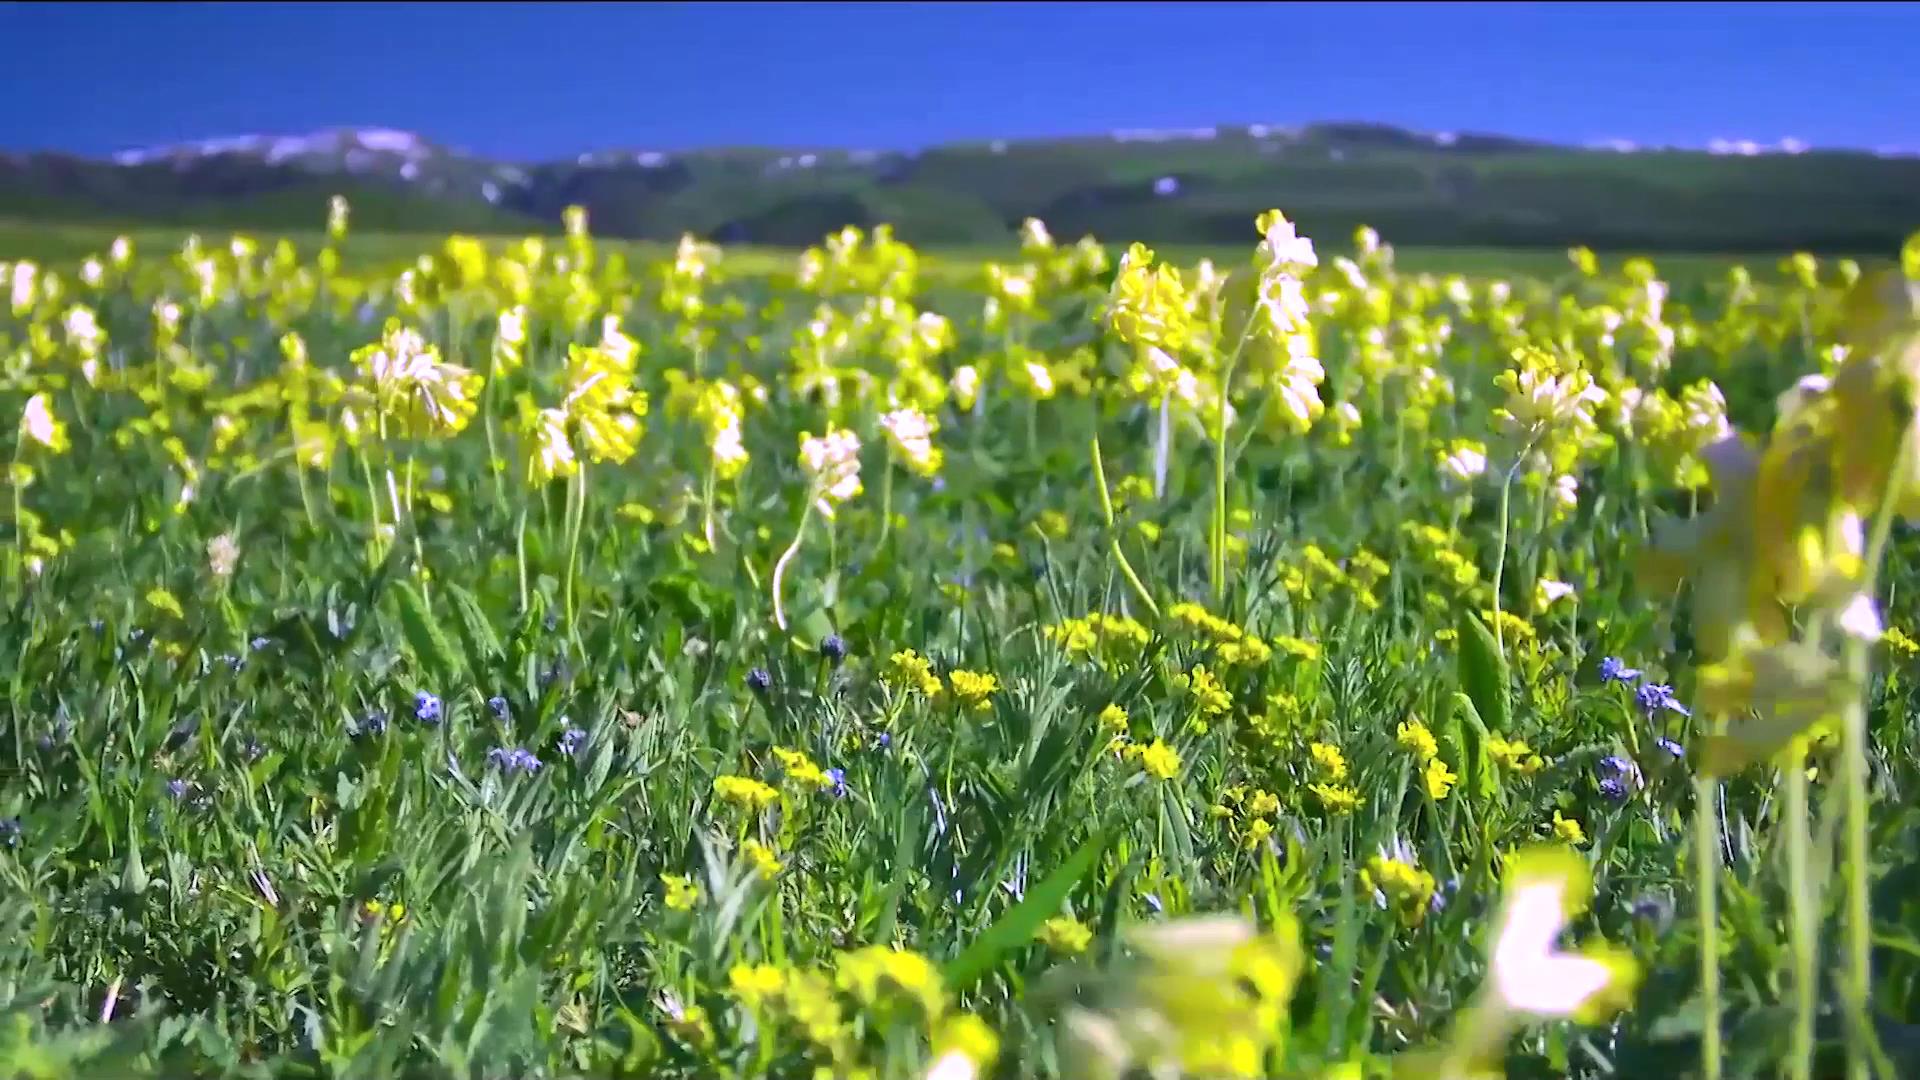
[1042,612,1152,663]
[1168,601,1273,667]
[1213,785,1284,850]
[1038,915,1093,956]
[661,873,700,911]
[348,320,484,439]
[946,669,1000,711]
[1362,852,1438,928]
[1487,735,1547,774]
[773,747,835,791]
[1307,741,1363,814]
[712,774,780,812]
[882,648,943,699]
[1124,738,1183,781]
[1173,664,1234,724]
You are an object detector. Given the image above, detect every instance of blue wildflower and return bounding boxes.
[558,727,587,758]
[1634,683,1691,717]
[0,817,19,846]
[487,746,543,775]
[1599,777,1629,802]
[488,696,511,723]
[1656,737,1685,760]
[826,767,848,798]
[1599,656,1642,684]
[250,635,272,651]
[355,710,389,739]
[820,634,847,665]
[166,779,189,801]
[414,691,442,724]
[746,668,772,693]
[1599,755,1642,783]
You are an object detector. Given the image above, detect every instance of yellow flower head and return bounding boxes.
[947,669,1000,710]
[662,873,700,911]
[712,774,780,812]
[1396,719,1439,762]
[1309,741,1349,781]
[350,321,483,438]
[884,648,944,698]
[1127,738,1183,781]
[1038,915,1094,956]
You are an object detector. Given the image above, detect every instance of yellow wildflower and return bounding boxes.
[712,775,780,812]
[1176,664,1234,716]
[773,747,834,790]
[1309,783,1363,815]
[1487,736,1547,774]
[1362,852,1437,928]
[1552,810,1589,847]
[1424,758,1458,801]
[1309,741,1348,780]
[1883,626,1920,658]
[1396,719,1439,762]
[741,839,783,880]
[1038,916,1093,956]
[662,874,700,912]
[1129,739,1183,781]
[947,669,1000,711]
[884,649,944,698]
[729,963,786,1010]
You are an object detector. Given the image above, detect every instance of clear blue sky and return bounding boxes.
[1,2,1914,159]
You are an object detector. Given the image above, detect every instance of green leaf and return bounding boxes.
[445,584,505,677]
[1443,691,1499,804]
[1457,611,1510,733]
[393,581,462,686]
[943,828,1109,992]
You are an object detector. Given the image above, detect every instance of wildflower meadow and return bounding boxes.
[4,201,1920,1080]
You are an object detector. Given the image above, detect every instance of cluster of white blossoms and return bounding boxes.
[879,407,942,478]
[1494,352,1609,439]
[798,427,863,517]
[1251,210,1325,433]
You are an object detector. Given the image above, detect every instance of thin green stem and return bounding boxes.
[1782,739,1815,1080]
[1091,433,1160,621]
[771,497,816,632]
[563,464,588,637]
[1835,444,1910,1078]
[1210,322,1252,606]
[876,449,894,555]
[514,503,529,615]
[1696,771,1724,1080]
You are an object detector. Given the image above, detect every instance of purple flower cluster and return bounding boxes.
[487,746,543,775]
[558,726,587,758]
[414,691,443,724]
[1599,657,1691,717]
[1598,754,1642,801]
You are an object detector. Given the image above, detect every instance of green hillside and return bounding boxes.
[3,122,1916,253]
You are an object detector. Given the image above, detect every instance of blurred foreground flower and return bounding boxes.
[1397,845,1637,1078]
[1055,914,1302,1080]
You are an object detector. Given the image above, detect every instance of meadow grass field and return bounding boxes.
[3,202,1920,1080]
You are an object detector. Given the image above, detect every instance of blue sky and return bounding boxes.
[1,2,1914,158]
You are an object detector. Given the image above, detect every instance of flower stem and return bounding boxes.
[1092,433,1160,621]
[1783,739,1815,1080]
[876,449,894,555]
[563,464,588,637]
[1695,770,1723,1080]
[1210,324,1251,606]
[771,497,816,632]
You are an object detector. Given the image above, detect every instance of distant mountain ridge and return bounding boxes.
[4,122,1917,252]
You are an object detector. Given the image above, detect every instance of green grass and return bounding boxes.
[1,217,1879,287]
[1,217,1918,1079]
